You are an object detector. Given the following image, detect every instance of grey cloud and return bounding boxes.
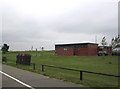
[50,3,117,35]
[2,0,118,50]
[2,12,45,42]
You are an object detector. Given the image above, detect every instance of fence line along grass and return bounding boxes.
[2,51,119,88]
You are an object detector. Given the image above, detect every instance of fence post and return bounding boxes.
[33,63,35,70]
[80,71,83,80]
[42,64,44,72]
[6,59,7,63]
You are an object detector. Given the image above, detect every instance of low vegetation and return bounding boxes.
[2,51,119,88]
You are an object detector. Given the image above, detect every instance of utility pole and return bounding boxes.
[31,46,33,51]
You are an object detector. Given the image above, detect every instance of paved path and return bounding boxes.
[2,64,89,88]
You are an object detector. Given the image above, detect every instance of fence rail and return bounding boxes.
[2,58,120,81]
[42,64,120,80]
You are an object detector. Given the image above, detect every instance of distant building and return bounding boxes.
[98,46,112,55]
[55,43,98,56]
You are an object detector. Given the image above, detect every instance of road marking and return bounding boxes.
[0,71,35,89]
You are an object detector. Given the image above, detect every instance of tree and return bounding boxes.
[110,34,120,55]
[1,44,9,54]
[101,36,107,56]
[41,47,44,51]
[110,36,120,50]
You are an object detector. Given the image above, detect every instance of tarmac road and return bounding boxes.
[2,74,25,87]
[1,64,90,88]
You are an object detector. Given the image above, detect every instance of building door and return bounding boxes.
[74,47,81,56]
[74,48,78,56]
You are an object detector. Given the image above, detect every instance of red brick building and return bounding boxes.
[55,43,98,56]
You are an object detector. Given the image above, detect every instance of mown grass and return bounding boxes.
[2,51,119,88]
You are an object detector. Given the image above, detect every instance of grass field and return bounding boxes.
[2,51,119,88]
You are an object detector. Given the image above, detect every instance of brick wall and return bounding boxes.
[55,47,74,56]
[74,47,88,56]
[88,44,98,56]
[55,44,98,56]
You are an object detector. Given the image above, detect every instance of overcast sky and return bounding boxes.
[1,0,119,51]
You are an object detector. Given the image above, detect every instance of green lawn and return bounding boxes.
[2,51,119,88]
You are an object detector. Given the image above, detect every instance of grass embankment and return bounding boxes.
[2,51,119,88]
